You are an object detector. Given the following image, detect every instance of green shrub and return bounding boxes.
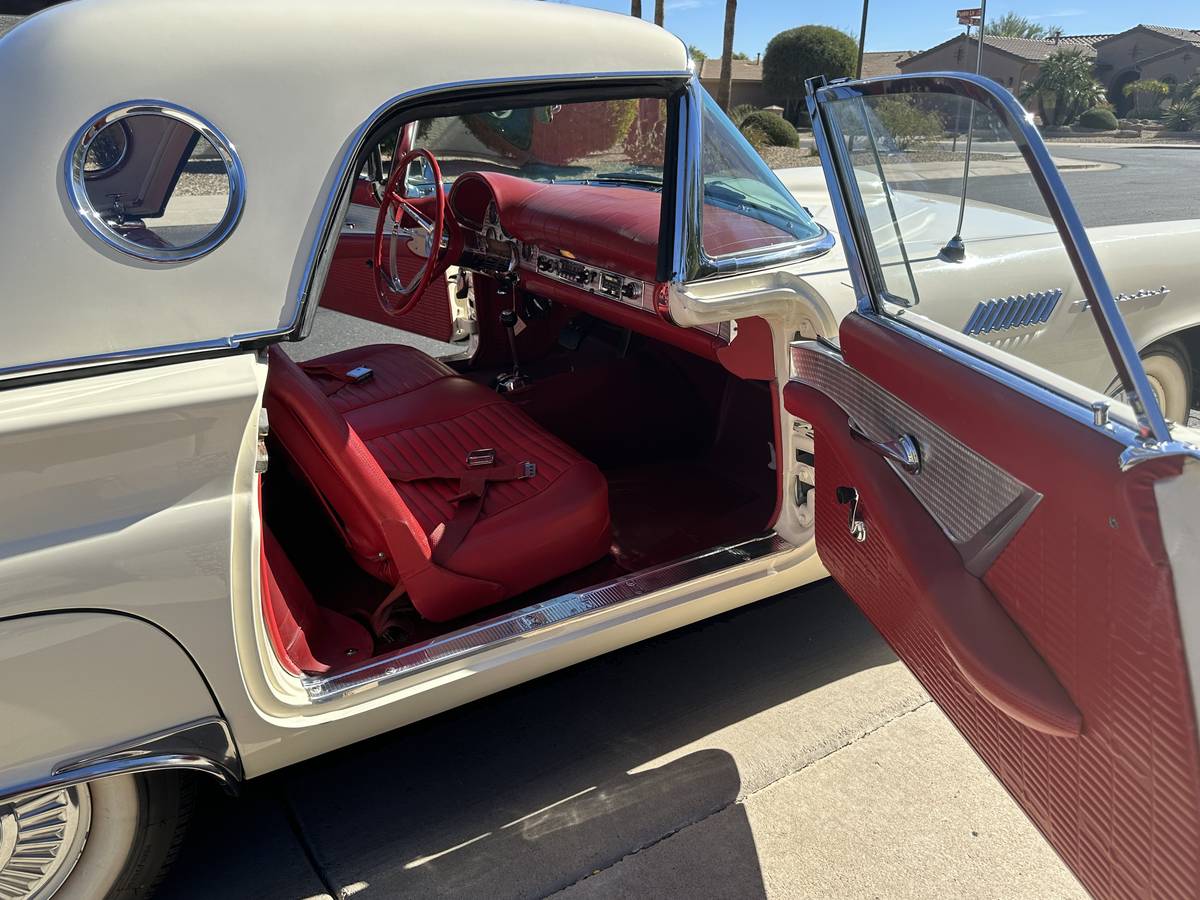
[1161,99,1200,132]
[1077,106,1119,130]
[729,104,757,127]
[873,97,943,149]
[739,110,798,147]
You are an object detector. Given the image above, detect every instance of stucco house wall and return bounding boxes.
[900,40,1035,91]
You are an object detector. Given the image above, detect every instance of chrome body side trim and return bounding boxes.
[64,101,246,264]
[806,72,1171,444]
[0,718,242,805]
[964,289,1063,336]
[304,532,792,703]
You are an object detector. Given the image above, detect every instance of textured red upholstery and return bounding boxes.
[265,345,611,622]
[261,526,374,674]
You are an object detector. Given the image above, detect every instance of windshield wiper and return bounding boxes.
[591,172,664,186]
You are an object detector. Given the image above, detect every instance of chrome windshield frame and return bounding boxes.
[805,71,1172,446]
[670,76,835,285]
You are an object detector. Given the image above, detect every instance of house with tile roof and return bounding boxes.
[899,24,1200,115]
[698,51,915,110]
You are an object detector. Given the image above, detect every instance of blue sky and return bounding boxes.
[551,1,1198,55]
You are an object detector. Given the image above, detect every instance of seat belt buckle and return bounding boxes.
[519,461,537,479]
[466,448,496,468]
[345,366,374,383]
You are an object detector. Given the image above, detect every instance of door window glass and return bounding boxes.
[822,90,1134,411]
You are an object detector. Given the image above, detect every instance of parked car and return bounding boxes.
[1,2,1198,898]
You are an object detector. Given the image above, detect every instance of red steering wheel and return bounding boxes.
[373,148,446,317]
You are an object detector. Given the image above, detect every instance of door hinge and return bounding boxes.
[255,408,270,474]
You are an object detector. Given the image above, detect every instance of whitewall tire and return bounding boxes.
[0,772,193,900]
[1141,339,1193,425]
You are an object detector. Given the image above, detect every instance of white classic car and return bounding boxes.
[1,2,1199,898]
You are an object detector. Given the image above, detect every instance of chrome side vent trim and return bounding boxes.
[304,533,792,702]
[963,289,1061,335]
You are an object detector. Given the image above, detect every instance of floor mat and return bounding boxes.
[605,459,773,571]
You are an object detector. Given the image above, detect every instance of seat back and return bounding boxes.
[264,346,431,583]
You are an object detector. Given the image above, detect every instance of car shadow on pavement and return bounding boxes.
[161,579,896,899]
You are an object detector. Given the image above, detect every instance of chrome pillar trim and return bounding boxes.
[304,532,793,703]
[805,72,1171,443]
[0,718,242,806]
[669,76,705,284]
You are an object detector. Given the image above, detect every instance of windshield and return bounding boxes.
[409,98,668,184]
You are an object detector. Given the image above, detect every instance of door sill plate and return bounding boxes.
[303,532,791,702]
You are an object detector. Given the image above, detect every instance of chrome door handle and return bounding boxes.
[848,419,922,474]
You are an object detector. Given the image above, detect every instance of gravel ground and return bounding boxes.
[0,15,21,38]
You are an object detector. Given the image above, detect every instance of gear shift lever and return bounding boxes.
[495,306,529,393]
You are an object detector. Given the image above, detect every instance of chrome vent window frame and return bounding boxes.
[669,76,836,285]
[64,100,246,264]
[805,71,1178,451]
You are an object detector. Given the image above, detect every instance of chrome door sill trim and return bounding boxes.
[304,532,792,703]
[0,718,242,806]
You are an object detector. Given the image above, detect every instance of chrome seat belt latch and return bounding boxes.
[466,448,496,468]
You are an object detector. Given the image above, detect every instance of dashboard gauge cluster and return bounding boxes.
[524,245,649,311]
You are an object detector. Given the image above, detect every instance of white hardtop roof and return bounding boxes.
[0,0,688,376]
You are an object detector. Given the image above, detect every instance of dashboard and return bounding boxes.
[448,171,671,324]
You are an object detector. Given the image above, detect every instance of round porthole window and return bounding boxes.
[65,102,245,262]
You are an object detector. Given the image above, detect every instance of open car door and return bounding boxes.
[791,73,1200,897]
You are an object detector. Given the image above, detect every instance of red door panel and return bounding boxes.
[785,313,1200,898]
[319,225,455,343]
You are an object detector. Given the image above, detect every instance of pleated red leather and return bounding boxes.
[264,345,611,622]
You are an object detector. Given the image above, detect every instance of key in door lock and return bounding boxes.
[835,486,868,543]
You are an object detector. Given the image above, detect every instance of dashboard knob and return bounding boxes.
[622,281,643,300]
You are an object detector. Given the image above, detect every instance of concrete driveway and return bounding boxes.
[160,581,1084,899]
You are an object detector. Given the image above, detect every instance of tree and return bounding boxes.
[1123,79,1170,117]
[762,25,857,121]
[630,0,641,17]
[654,0,663,26]
[1020,49,1106,126]
[986,12,1046,39]
[732,50,750,60]
[1046,25,1065,41]
[688,45,707,65]
[717,1,738,111]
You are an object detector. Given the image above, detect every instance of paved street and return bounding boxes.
[896,144,1200,227]
[162,580,1084,899]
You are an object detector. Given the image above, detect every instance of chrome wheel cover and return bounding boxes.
[0,785,91,899]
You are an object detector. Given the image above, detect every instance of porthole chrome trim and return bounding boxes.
[64,100,245,263]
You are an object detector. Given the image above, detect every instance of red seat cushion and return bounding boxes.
[262,527,374,674]
[265,344,611,622]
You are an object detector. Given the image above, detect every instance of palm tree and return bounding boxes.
[1020,49,1105,126]
[986,12,1047,39]
[716,0,737,111]
[630,0,641,17]
[654,0,664,26]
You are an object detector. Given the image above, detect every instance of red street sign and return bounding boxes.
[958,15,981,25]
[956,7,982,16]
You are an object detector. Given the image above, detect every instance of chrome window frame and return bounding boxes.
[805,72,1178,450]
[669,76,835,284]
[296,70,693,340]
[64,101,246,264]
